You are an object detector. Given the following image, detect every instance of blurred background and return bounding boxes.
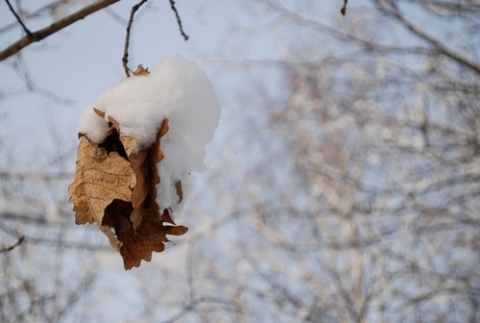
[0,1,479,322]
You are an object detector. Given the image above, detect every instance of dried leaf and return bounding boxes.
[132,65,150,76]
[69,112,187,270]
[93,107,105,118]
[69,134,134,226]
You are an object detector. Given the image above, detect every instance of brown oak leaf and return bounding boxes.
[68,111,187,270]
[132,65,150,76]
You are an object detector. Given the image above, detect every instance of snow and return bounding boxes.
[78,56,221,211]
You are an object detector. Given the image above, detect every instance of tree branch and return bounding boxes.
[5,0,32,36]
[0,235,24,253]
[375,0,480,75]
[122,0,149,78]
[340,0,348,16]
[0,0,119,61]
[169,0,189,41]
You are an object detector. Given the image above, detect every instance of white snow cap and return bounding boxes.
[79,56,221,210]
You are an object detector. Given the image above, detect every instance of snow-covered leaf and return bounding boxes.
[70,56,220,269]
[69,113,187,270]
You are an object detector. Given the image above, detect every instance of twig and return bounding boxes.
[104,7,128,25]
[5,0,32,36]
[0,235,25,253]
[340,0,348,16]
[169,0,189,41]
[0,0,119,61]
[374,0,480,75]
[9,56,74,104]
[122,0,148,78]
[0,2,60,34]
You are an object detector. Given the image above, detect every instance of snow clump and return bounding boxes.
[78,56,221,211]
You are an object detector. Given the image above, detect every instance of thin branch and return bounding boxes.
[26,237,112,251]
[104,7,128,25]
[340,0,348,16]
[8,56,74,104]
[169,0,189,41]
[160,296,235,323]
[375,0,480,75]
[0,1,58,34]
[0,235,25,253]
[0,0,119,61]
[122,0,149,78]
[5,0,32,36]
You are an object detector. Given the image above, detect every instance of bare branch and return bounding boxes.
[374,0,480,75]
[0,1,59,34]
[0,0,119,61]
[122,0,149,78]
[0,235,24,253]
[122,0,189,77]
[169,0,189,41]
[340,0,348,16]
[6,56,74,104]
[5,0,32,36]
